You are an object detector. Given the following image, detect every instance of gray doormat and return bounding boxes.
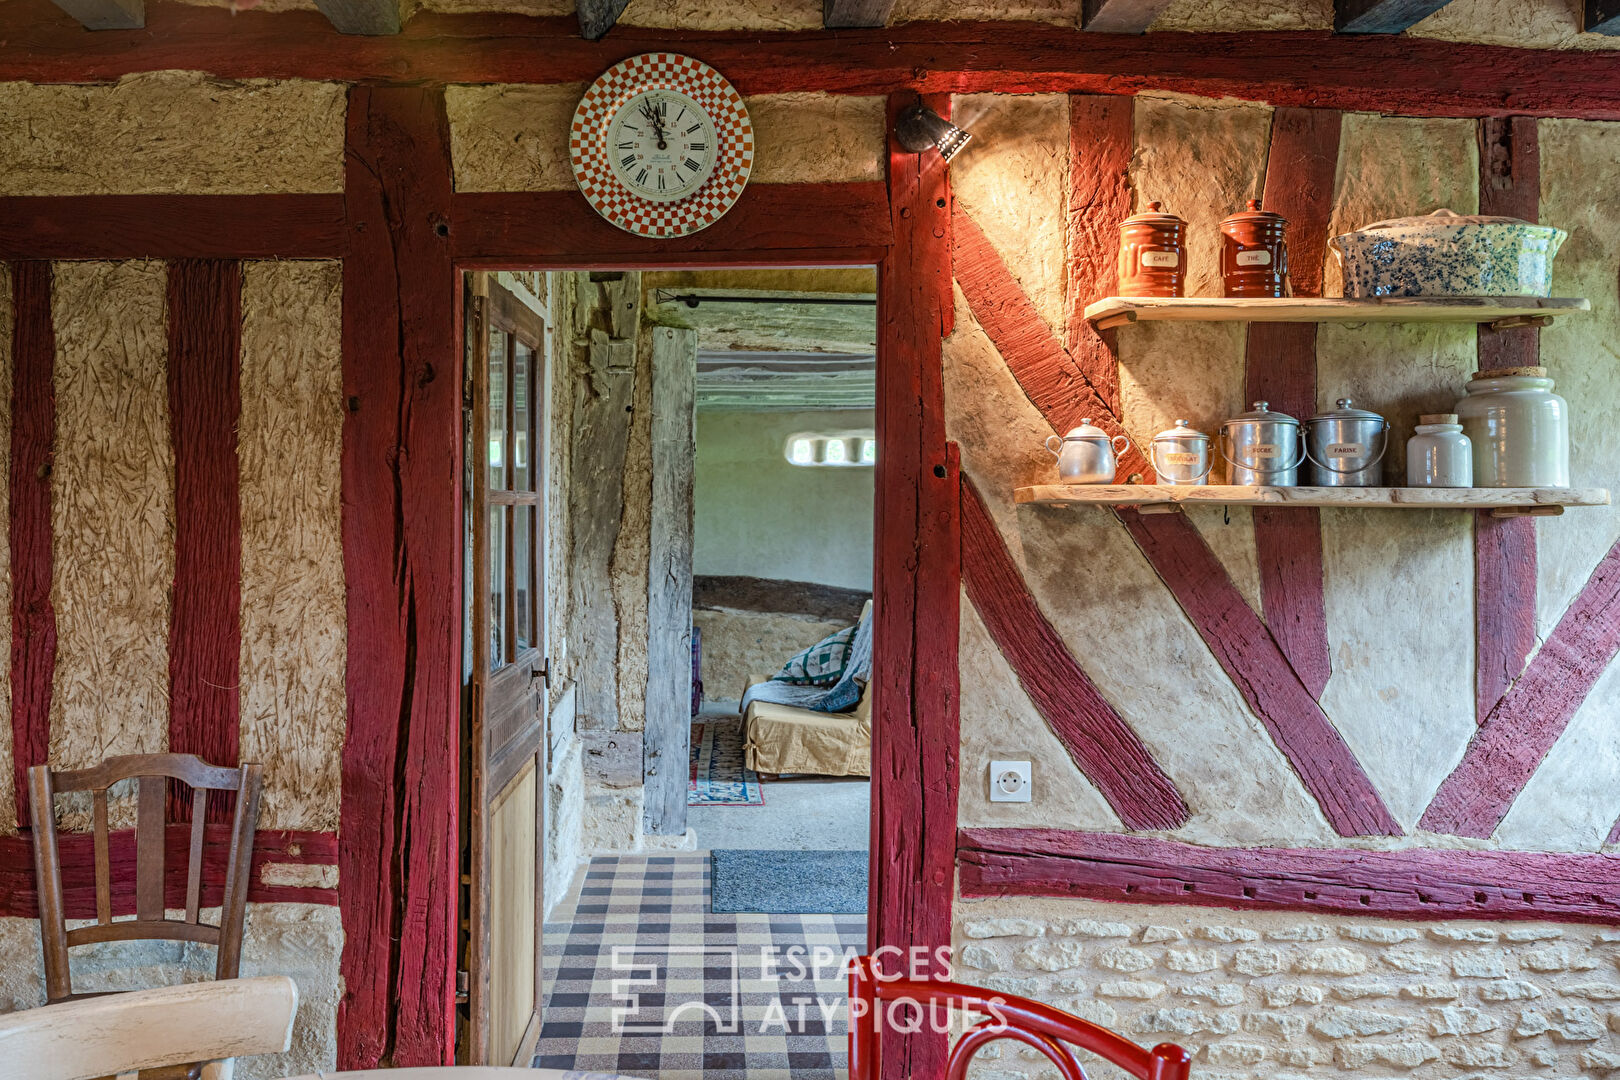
[709,849,868,914]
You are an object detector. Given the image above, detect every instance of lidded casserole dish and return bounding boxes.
[1329,209,1567,298]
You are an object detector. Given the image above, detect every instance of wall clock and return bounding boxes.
[571,53,754,238]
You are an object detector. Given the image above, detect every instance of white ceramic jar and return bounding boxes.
[1454,366,1569,488]
[1406,413,1473,488]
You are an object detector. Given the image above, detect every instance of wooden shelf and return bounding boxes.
[1015,485,1609,518]
[1084,296,1591,331]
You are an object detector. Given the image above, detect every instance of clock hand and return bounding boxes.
[639,101,669,150]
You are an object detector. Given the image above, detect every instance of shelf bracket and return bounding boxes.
[1486,314,1554,332]
[1492,505,1564,518]
[1135,503,1184,515]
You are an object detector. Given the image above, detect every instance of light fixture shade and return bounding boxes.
[895,104,973,163]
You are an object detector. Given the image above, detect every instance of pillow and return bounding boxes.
[773,625,856,686]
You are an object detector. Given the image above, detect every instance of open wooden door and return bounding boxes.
[463,274,551,1066]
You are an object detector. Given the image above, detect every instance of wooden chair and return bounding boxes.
[848,954,1192,1080]
[0,975,296,1080]
[28,753,264,1003]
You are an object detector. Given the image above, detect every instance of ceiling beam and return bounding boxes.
[1587,0,1620,33]
[1080,0,1175,33]
[314,0,403,34]
[47,0,140,30]
[823,0,895,29]
[577,0,628,39]
[1334,0,1453,33]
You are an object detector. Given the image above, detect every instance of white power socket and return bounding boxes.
[988,760,1032,802]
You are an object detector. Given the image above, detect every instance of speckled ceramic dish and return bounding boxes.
[1330,209,1567,298]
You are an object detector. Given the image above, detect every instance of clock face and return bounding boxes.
[571,53,753,237]
[607,90,718,203]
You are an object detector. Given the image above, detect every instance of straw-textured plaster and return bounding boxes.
[958,591,1120,832]
[1497,656,1620,850]
[1535,119,1620,640]
[0,270,11,835]
[619,0,818,28]
[891,0,1075,24]
[692,609,848,705]
[1410,0,1620,50]
[1148,0,1329,30]
[238,261,346,832]
[0,74,344,196]
[951,93,1071,335]
[419,0,568,13]
[49,261,173,829]
[748,94,885,184]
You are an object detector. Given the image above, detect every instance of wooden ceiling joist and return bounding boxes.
[1334,0,1453,33]
[577,0,628,39]
[1080,0,1175,34]
[823,0,895,30]
[314,0,402,33]
[48,0,140,30]
[1587,0,1620,34]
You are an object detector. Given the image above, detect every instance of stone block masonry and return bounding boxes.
[954,897,1620,1080]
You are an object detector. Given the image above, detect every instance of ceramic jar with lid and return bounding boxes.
[1117,202,1187,298]
[1150,420,1211,486]
[1220,199,1290,298]
[1454,366,1570,487]
[1045,419,1132,484]
[1304,398,1389,487]
[1220,402,1303,486]
[1406,413,1473,488]
[1330,209,1568,298]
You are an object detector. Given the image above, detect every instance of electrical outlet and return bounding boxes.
[988,760,1032,803]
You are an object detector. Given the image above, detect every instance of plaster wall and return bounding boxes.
[692,608,849,705]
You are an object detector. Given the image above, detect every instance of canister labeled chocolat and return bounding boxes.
[1118,202,1187,298]
[1220,199,1290,298]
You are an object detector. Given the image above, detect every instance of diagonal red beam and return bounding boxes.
[1421,537,1620,839]
[1065,93,1132,419]
[953,203,1398,837]
[961,476,1189,831]
[1245,107,1339,700]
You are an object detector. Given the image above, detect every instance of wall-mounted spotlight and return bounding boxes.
[894,104,973,163]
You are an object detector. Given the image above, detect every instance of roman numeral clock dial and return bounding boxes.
[571,54,754,238]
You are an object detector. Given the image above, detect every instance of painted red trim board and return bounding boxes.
[339,86,461,1071]
[0,195,345,261]
[7,3,1620,120]
[166,260,243,823]
[958,828,1620,925]
[1064,94,1131,418]
[960,476,1188,830]
[868,92,959,1080]
[1245,107,1339,701]
[0,828,338,917]
[1421,536,1620,839]
[9,261,55,830]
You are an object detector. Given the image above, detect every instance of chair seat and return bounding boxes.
[742,678,871,777]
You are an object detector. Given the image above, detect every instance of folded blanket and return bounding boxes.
[741,605,873,715]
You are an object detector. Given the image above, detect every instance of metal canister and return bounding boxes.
[1220,198,1290,298]
[1117,202,1187,298]
[1150,420,1211,486]
[1304,398,1389,487]
[1220,401,1302,486]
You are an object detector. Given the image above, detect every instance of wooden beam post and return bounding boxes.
[1065,94,1132,416]
[1080,0,1175,33]
[46,0,141,30]
[823,0,896,29]
[1586,0,1620,34]
[314,0,402,34]
[576,0,628,40]
[1334,0,1453,33]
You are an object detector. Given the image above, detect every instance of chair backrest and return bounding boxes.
[848,954,1192,1080]
[28,753,264,1002]
[0,975,296,1080]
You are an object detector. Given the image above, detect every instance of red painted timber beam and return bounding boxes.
[8,262,55,830]
[958,827,1620,925]
[0,195,345,261]
[960,476,1189,831]
[1245,107,1340,701]
[5,3,1620,121]
[0,827,338,917]
[166,260,243,823]
[1064,94,1132,418]
[339,86,461,1071]
[1421,537,1620,839]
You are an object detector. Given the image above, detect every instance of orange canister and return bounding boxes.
[1220,199,1289,297]
[1117,202,1187,298]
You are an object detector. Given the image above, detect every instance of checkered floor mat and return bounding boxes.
[537,853,867,1080]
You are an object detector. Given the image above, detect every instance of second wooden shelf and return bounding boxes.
[1084,295,1591,331]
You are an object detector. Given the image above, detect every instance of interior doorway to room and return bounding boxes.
[458,264,878,1075]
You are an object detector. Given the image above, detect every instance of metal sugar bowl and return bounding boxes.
[1045,419,1132,484]
[1150,420,1211,486]
[1304,398,1389,487]
[1219,402,1303,486]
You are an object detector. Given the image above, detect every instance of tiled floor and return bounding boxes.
[537,852,867,1080]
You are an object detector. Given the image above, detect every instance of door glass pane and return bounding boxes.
[514,341,534,492]
[488,328,509,489]
[489,505,507,670]
[514,506,533,654]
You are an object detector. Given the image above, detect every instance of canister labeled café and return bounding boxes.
[1220,199,1290,298]
[1118,202,1187,298]
[1454,366,1570,488]
[1220,401,1302,486]
[1304,398,1389,487]
[1407,413,1473,488]
[1150,420,1211,486]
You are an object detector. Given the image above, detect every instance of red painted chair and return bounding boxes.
[849,954,1193,1080]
